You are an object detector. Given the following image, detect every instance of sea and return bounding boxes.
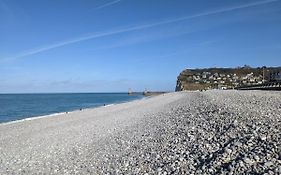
[0,93,144,123]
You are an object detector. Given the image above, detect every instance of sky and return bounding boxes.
[0,0,281,93]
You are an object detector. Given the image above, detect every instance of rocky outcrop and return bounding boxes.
[175,79,184,91]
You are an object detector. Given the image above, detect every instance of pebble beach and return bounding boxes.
[0,90,281,174]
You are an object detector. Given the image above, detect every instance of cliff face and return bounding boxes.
[175,66,281,91]
[175,79,183,91]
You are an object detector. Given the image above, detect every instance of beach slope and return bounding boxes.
[0,91,280,174]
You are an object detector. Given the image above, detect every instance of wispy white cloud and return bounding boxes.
[2,0,278,62]
[93,29,195,51]
[93,0,121,10]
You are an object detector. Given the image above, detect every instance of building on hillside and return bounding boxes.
[270,70,281,81]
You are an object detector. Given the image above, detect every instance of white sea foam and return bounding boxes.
[0,103,119,126]
[104,104,115,107]
[0,112,66,126]
[0,97,146,126]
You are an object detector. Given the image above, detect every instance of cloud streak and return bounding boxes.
[2,0,278,62]
[94,0,121,10]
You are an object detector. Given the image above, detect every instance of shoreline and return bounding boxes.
[1,90,280,174]
[0,95,147,126]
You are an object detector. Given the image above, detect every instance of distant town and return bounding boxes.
[176,66,281,91]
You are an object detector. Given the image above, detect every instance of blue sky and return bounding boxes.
[0,0,281,93]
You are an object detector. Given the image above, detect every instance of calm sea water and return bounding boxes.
[0,93,143,123]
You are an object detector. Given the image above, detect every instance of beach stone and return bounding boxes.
[225,148,232,154]
[1,90,281,174]
[244,158,253,165]
[260,135,267,141]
